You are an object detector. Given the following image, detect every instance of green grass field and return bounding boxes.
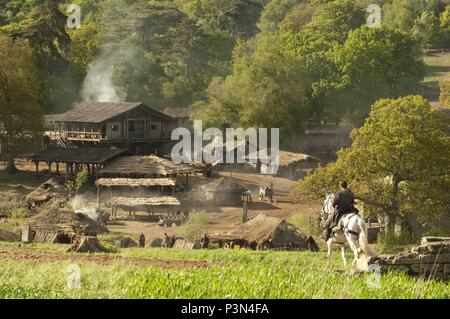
[0,243,448,299]
[422,52,450,102]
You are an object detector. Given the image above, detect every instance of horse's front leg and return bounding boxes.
[340,245,347,267]
[326,238,333,266]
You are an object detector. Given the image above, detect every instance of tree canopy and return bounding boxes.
[0,34,43,173]
[293,96,450,236]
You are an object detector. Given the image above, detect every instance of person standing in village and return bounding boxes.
[162,232,171,248]
[138,233,145,248]
[200,233,210,249]
[170,234,176,248]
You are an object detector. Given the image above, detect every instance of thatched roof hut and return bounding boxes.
[28,200,108,243]
[98,155,198,178]
[26,178,67,209]
[96,178,176,188]
[111,196,181,207]
[212,215,318,251]
[200,177,248,205]
[247,149,320,179]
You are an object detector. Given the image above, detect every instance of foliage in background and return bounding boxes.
[439,80,450,107]
[288,212,321,235]
[180,210,210,240]
[0,34,43,173]
[293,96,450,238]
[75,168,89,191]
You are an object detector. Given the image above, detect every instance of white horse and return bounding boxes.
[321,193,376,267]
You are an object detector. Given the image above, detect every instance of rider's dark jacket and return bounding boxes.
[326,188,356,230]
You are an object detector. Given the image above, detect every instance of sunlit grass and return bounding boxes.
[0,243,448,298]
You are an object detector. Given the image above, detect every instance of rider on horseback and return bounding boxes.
[323,180,358,239]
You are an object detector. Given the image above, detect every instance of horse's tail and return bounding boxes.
[358,217,376,257]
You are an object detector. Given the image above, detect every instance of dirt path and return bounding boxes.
[0,246,210,269]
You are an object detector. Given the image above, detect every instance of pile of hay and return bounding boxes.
[212,214,318,251]
[27,199,108,243]
[26,178,67,209]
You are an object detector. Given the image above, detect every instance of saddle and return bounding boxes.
[331,211,359,235]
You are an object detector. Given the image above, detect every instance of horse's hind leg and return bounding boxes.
[340,245,347,267]
[346,234,360,265]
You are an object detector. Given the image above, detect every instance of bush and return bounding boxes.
[439,80,450,107]
[75,169,89,191]
[288,213,320,236]
[376,230,417,254]
[180,210,210,241]
[0,196,26,218]
[10,207,30,219]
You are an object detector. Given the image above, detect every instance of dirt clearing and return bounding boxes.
[0,246,211,269]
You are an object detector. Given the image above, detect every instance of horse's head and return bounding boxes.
[321,192,335,218]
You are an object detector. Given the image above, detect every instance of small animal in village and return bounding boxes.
[320,193,376,267]
[258,183,277,204]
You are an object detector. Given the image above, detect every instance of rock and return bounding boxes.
[148,238,163,248]
[113,236,137,248]
[420,253,450,264]
[421,236,450,245]
[411,242,450,255]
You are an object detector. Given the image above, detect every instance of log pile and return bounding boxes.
[368,238,450,280]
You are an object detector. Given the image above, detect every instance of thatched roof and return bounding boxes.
[212,215,312,249]
[49,102,173,123]
[277,150,320,167]
[162,107,195,119]
[96,178,176,188]
[98,155,198,178]
[112,196,181,207]
[0,229,20,242]
[248,149,320,167]
[31,147,128,164]
[200,177,248,193]
[26,178,67,207]
[29,200,108,236]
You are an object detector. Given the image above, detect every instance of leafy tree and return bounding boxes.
[293,96,450,236]
[283,0,365,120]
[440,5,450,48]
[412,10,441,49]
[0,34,43,173]
[279,2,318,33]
[331,26,424,121]
[178,0,264,39]
[195,34,311,139]
[382,0,427,32]
[258,0,305,34]
[439,80,450,107]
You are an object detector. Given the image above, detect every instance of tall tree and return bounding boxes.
[293,96,450,236]
[0,35,43,173]
[331,26,424,121]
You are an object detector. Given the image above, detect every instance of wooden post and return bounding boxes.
[47,162,52,176]
[56,163,60,175]
[185,174,189,190]
[65,163,70,179]
[242,201,248,223]
[97,185,100,206]
[35,161,39,175]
